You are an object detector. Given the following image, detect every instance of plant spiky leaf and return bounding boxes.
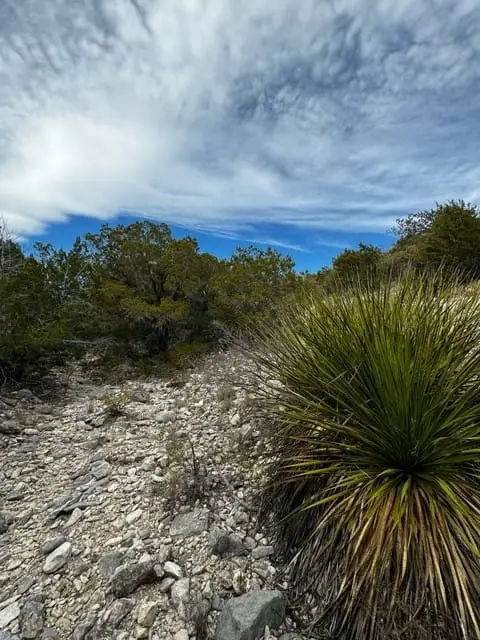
[253,268,480,640]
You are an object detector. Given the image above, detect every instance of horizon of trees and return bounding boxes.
[1,199,479,384]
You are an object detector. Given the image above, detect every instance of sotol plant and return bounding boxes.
[253,269,480,639]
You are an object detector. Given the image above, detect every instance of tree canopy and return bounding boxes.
[0,220,300,382]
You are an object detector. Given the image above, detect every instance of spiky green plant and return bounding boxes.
[253,269,480,640]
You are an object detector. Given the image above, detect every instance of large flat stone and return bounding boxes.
[169,509,208,538]
[215,590,285,640]
[98,550,125,579]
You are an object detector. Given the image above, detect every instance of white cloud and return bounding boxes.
[0,0,479,236]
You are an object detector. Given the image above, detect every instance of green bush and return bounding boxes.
[252,269,480,639]
[211,245,298,330]
[0,257,69,383]
[388,200,480,278]
[331,242,383,283]
[0,219,304,383]
[81,222,215,358]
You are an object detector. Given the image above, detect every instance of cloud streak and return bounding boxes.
[0,0,479,236]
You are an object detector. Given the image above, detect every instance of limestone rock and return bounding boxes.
[252,546,274,560]
[136,601,158,628]
[125,508,143,525]
[156,410,176,423]
[212,533,246,557]
[0,600,20,629]
[85,413,107,428]
[42,542,72,574]
[102,598,134,629]
[90,459,110,480]
[109,558,155,597]
[72,613,97,640]
[98,550,125,579]
[170,578,191,608]
[19,595,45,639]
[0,351,284,640]
[215,590,286,640]
[40,536,66,556]
[230,413,242,427]
[169,509,208,538]
[65,507,83,527]
[163,561,183,579]
[159,577,175,593]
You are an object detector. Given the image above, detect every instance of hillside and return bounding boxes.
[0,350,302,640]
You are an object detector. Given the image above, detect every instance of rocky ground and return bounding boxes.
[0,349,308,640]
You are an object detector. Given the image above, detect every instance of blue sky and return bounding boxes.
[22,213,394,271]
[1,0,479,271]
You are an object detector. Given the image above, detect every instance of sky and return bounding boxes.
[1,0,479,271]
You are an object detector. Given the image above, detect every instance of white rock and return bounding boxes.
[135,625,148,639]
[156,410,176,423]
[90,460,110,480]
[252,545,274,560]
[139,552,152,564]
[230,413,241,426]
[170,578,190,607]
[159,577,175,593]
[238,424,253,441]
[0,596,20,611]
[66,507,83,527]
[163,561,183,579]
[137,601,159,627]
[173,630,189,640]
[126,509,143,525]
[0,601,20,629]
[43,541,72,574]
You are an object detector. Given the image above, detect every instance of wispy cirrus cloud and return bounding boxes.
[315,238,354,250]
[0,0,479,237]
